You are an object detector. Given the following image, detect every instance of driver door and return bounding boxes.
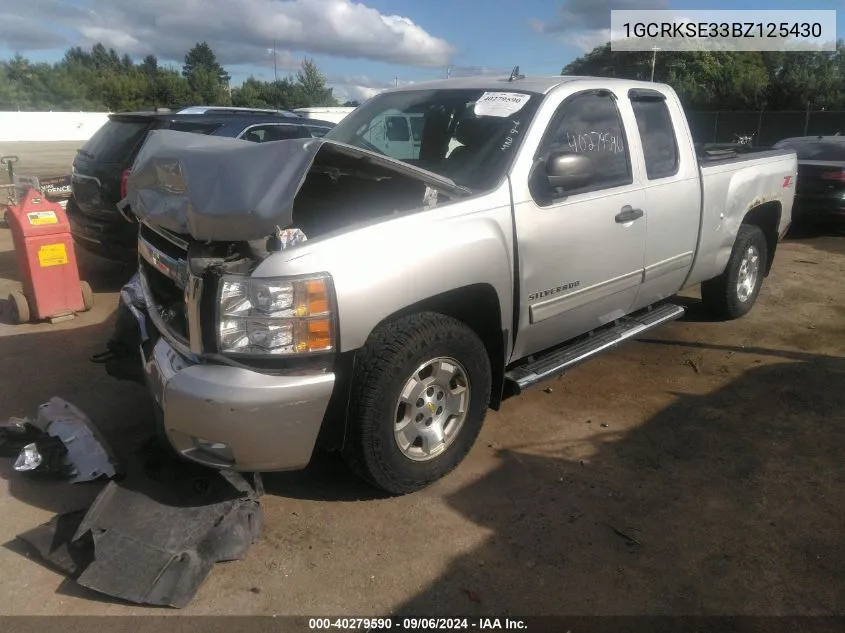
[510,89,647,360]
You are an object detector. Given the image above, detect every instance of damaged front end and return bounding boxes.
[94,129,466,472]
[99,128,469,381]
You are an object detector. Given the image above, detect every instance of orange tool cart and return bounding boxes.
[6,186,93,324]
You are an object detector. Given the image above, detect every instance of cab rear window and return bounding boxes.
[80,119,152,163]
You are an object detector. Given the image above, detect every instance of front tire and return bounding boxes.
[343,312,492,495]
[701,224,768,320]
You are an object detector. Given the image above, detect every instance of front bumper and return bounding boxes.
[142,334,335,472]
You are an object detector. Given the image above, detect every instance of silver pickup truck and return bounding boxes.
[120,75,797,495]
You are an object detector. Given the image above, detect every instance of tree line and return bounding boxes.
[0,41,341,112]
[5,38,842,113]
[562,41,845,111]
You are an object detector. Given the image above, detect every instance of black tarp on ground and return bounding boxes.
[17,440,263,608]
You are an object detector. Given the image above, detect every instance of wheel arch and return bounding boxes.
[317,284,508,452]
[741,201,781,276]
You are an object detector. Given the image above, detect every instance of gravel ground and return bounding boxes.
[0,141,80,181]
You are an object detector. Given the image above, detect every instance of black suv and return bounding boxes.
[68,107,335,263]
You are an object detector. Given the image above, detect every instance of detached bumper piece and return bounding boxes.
[1,398,120,482]
[16,440,263,608]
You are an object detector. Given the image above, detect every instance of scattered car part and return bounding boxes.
[0,419,47,457]
[3,398,120,483]
[13,437,71,477]
[29,398,120,483]
[17,439,263,608]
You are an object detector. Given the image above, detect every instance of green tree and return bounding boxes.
[0,44,341,112]
[293,58,336,106]
[155,67,191,109]
[140,54,158,79]
[182,42,231,105]
[183,42,229,83]
[560,43,824,111]
[762,44,844,110]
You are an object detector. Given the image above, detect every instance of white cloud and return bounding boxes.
[531,0,668,52]
[0,0,456,67]
[447,65,511,77]
[327,74,416,104]
[331,84,384,103]
[566,29,613,53]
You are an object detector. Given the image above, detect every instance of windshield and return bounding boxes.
[774,139,845,161]
[324,88,542,190]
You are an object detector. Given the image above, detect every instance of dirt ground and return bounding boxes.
[0,141,81,183]
[0,142,843,617]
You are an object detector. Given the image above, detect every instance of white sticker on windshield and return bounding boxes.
[474,92,531,117]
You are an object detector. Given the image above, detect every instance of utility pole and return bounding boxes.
[272,40,280,110]
[650,46,659,82]
[394,75,399,87]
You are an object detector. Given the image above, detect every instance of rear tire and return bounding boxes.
[8,291,30,324]
[343,312,492,495]
[701,224,768,320]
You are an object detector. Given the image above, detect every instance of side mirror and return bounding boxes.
[545,152,594,190]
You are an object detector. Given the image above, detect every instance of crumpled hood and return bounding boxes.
[123,129,468,242]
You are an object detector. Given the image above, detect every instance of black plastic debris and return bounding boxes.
[0,420,47,457]
[2,398,120,483]
[14,435,71,478]
[17,439,263,608]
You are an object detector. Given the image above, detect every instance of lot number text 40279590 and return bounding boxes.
[308,617,528,630]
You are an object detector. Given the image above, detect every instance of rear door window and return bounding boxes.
[80,119,152,163]
[631,98,680,179]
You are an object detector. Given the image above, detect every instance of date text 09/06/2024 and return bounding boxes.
[308,618,528,630]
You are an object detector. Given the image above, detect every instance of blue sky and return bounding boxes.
[0,0,841,103]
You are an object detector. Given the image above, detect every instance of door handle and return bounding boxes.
[615,206,644,223]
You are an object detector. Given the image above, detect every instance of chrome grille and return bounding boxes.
[138,222,204,354]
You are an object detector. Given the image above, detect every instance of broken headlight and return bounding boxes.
[217,274,334,356]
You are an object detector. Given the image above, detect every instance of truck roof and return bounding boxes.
[383,74,669,95]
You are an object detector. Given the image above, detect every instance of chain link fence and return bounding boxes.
[686,110,845,146]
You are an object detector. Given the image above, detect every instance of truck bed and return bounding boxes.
[696,146,791,166]
[684,146,797,289]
